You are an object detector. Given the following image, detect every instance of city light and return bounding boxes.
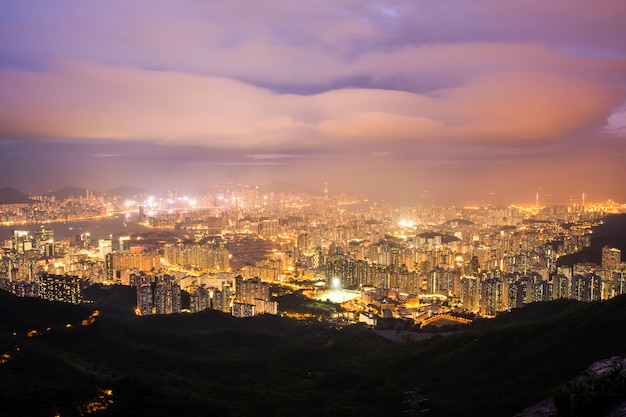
[1,182,624,324]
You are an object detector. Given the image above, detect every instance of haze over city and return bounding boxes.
[1,1,626,205]
[4,4,626,415]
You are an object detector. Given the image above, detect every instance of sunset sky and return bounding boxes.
[1,0,625,205]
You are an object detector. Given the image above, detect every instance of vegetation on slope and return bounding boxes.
[2,290,626,416]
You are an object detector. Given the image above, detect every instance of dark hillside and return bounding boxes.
[392,295,626,416]
[0,187,32,204]
[2,290,626,416]
[82,284,137,319]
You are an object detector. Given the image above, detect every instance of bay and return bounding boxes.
[0,213,147,242]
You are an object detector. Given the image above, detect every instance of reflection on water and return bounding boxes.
[0,214,147,241]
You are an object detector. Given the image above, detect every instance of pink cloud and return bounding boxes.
[435,71,622,142]
[316,112,445,141]
[0,62,621,148]
[1,0,625,203]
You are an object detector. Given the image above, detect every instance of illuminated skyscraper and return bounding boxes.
[602,246,621,271]
[460,276,479,312]
[119,236,131,252]
[552,274,570,300]
[480,277,505,316]
[614,271,626,297]
[190,286,210,313]
[154,275,181,314]
[83,232,91,249]
[99,238,112,259]
[138,205,146,223]
[238,277,269,305]
[36,228,54,247]
[258,219,279,238]
[571,273,602,302]
[232,302,255,317]
[11,230,31,254]
[37,273,82,304]
[137,283,153,316]
[105,253,114,283]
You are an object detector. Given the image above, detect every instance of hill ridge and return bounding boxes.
[2,290,626,416]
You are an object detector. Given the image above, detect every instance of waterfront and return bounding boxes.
[0,214,145,242]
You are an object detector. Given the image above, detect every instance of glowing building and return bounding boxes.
[602,246,621,271]
[37,273,82,304]
[137,283,153,315]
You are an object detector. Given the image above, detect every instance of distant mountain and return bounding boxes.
[0,186,32,204]
[44,186,103,200]
[105,186,148,200]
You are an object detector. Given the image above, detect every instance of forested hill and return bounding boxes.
[2,290,626,416]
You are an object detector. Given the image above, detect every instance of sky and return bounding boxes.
[1,0,625,205]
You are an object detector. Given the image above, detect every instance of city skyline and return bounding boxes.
[1,1,626,205]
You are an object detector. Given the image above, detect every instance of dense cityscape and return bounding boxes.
[1,183,624,326]
[3,1,626,415]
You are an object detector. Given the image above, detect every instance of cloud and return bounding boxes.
[3,1,626,90]
[0,61,621,149]
[92,153,125,158]
[317,112,444,141]
[247,153,305,160]
[434,71,622,142]
[0,0,625,204]
[605,104,626,137]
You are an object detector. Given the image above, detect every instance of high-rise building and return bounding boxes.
[552,274,570,300]
[232,302,255,318]
[613,271,626,297]
[154,275,181,315]
[571,273,602,302]
[212,284,234,313]
[119,236,131,252]
[602,246,621,271]
[239,277,269,305]
[105,253,114,283]
[480,277,505,316]
[254,298,279,315]
[99,239,112,259]
[11,230,31,254]
[258,219,279,238]
[460,276,479,312]
[0,278,37,297]
[36,228,54,247]
[163,241,230,271]
[137,283,153,316]
[138,206,146,223]
[112,251,160,273]
[297,233,312,255]
[37,273,82,304]
[190,286,210,313]
[83,232,91,249]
